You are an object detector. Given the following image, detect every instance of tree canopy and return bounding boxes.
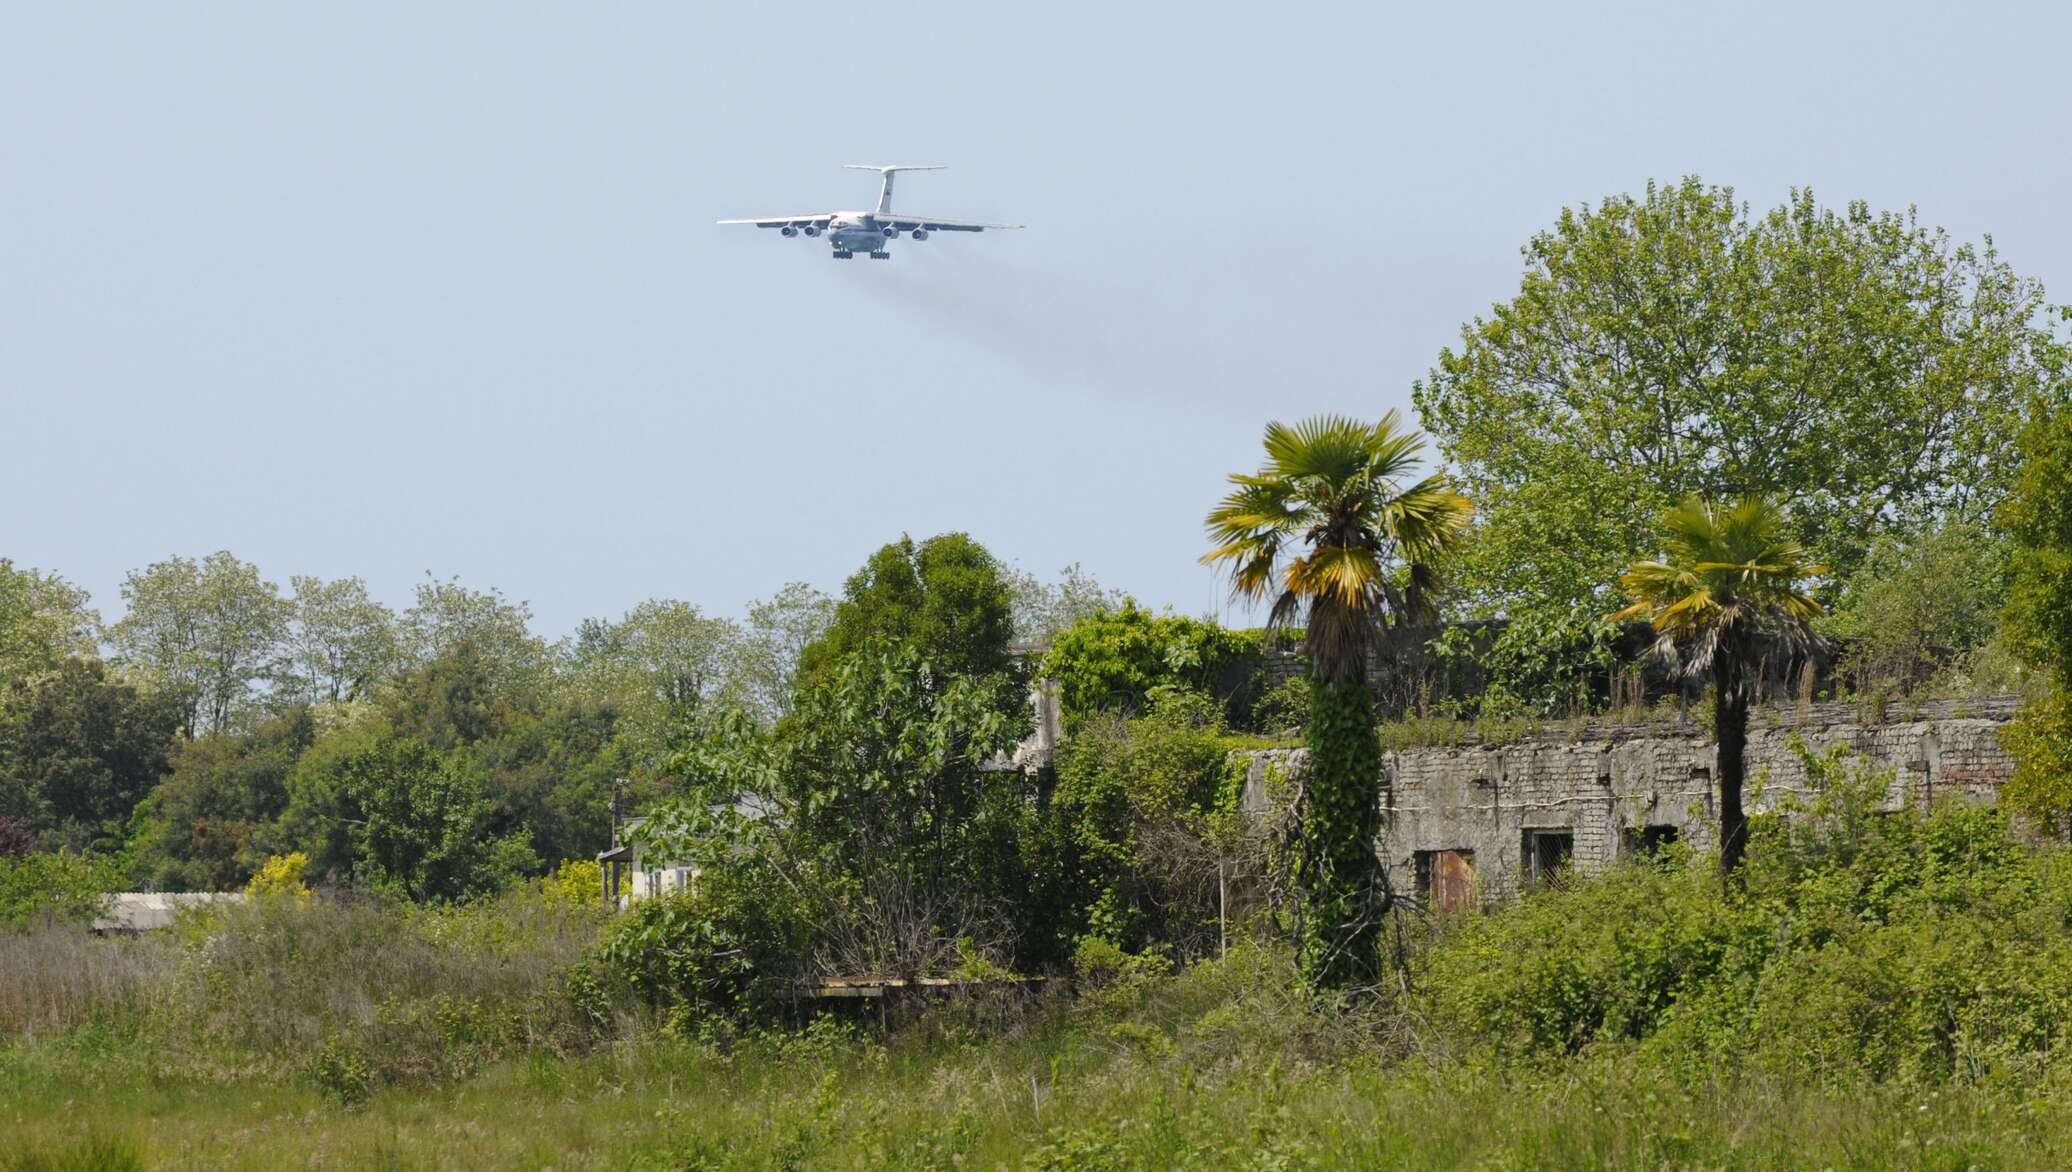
[798,533,1019,688]
[1415,179,2072,665]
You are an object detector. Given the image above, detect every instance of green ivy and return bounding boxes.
[1297,675,1384,988]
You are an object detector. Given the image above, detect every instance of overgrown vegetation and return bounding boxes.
[13,775,2072,1167]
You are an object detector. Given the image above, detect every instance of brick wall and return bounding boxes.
[1239,695,2021,904]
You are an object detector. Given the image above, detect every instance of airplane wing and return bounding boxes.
[717,214,836,228]
[875,213,1024,232]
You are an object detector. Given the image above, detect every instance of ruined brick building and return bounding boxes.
[1239,695,2021,908]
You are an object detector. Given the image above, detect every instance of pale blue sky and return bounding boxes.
[5,2,2069,636]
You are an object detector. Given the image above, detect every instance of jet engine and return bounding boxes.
[909,229,929,241]
[779,226,798,237]
[802,225,821,237]
[881,226,900,239]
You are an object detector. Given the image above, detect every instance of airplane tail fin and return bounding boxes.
[842,164,946,214]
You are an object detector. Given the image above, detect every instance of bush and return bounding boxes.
[1049,689,1238,956]
[598,854,810,1025]
[1423,745,2072,1084]
[1040,605,1256,726]
[0,851,116,932]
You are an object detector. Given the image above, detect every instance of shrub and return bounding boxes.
[1040,605,1256,726]
[243,851,311,900]
[0,851,116,933]
[1423,745,2072,1084]
[1049,688,1238,956]
[598,854,810,1024]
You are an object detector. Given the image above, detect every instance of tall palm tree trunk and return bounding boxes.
[1301,609,1385,987]
[1713,657,1750,878]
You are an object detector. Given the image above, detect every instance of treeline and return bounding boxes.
[0,540,1131,903]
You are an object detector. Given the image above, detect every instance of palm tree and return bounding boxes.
[1612,497,1824,877]
[1203,411,1471,986]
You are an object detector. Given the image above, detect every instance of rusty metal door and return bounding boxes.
[1430,849,1476,912]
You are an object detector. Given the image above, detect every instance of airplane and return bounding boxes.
[718,165,1023,259]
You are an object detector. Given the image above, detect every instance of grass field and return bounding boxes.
[8,945,2072,1171]
[11,785,2072,1170]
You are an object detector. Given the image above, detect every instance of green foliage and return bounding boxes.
[598,854,811,1023]
[279,730,535,901]
[0,850,116,932]
[740,583,836,721]
[1998,405,2072,829]
[559,597,741,762]
[1296,676,1384,988]
[312,1035,372,1105]
[1051,688,1236,953]
[646,640,1033,979]
[1006,562,1129,647]
[105,550,290,735]
[131,705,314,890]
[279,574,398,706]
[0,657,182,853]
[1824,521,2009,693]
[799,533,1019,690]
[2001,406,2072,673]
[1417,179,2072,702]
[1428,743,2072,1084]
[1039,603,1255,725]
[1246,673,1308,737]
[398,574,551,699]
[2000,690,2072,835]
[0,560,98,683]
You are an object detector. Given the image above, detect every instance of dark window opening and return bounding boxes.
[1623,824,1679,859]
[1521,830,1574,889]
[1415,849,1477,912]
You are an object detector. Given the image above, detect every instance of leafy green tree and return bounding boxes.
[460,700,624,872]
[1006,562,1129,647]
[647,641,1031,976]
[1415,179,2071,700]
[0,657,182,851]
[278,728,534,901]
[131,706,315,890]
[1613,497,1825,876]
[0,560,99,682]
[106,552,289,734]
[399,575,550,698]
[1823,523,2008,694]
[280,575,398,705]
[381,638,504,750]
[1203,412,1471,987]
[1039,602,1254,726]
[798,534,1019,691]
[1999,406,2072,831]
[736,582,834,725]
[561,598,741,763]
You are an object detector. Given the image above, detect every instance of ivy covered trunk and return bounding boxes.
[1713,630,1752,879]
[1298,672,1384,989]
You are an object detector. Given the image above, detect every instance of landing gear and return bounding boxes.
[868,251,891,259]
[832,250,854,259]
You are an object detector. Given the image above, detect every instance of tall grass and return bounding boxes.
[1,885,616,1091]
[9,769,2072,1167]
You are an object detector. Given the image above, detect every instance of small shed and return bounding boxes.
[91,892,246,934]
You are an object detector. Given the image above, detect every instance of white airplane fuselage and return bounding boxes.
[828,212,894,256]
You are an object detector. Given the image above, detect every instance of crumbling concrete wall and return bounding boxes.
[1241,696,2020,905]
